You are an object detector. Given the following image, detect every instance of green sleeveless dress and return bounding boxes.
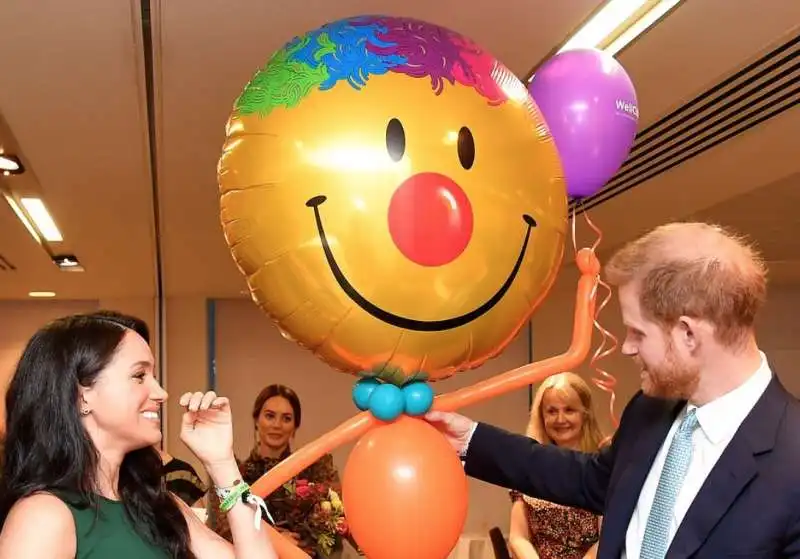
[60,494,170,558]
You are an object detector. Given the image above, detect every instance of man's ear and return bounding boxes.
[677,316,707,352]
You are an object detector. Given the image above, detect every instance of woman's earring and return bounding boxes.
[79,393,91,416]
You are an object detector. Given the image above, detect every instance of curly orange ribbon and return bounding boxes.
[571,203,620,432]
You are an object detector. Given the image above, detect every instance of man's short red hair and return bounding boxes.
[605,222,767,347]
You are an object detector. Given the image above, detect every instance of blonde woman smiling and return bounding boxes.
[509,373,605,559]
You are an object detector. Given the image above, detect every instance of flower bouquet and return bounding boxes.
[281,478,353,557]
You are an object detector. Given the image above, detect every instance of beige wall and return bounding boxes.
[162,296,208,463]
[2,275,799,538]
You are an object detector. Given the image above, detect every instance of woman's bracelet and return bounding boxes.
[216,479,275,530]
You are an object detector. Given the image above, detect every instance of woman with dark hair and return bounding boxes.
[0,313,278,558]
[88,310,208,508]
[160,449,208,507]
[208,384,345,558]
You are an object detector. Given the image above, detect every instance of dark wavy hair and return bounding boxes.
[89,309,151,343]
[0,313,195,558]
[252,384,302,429]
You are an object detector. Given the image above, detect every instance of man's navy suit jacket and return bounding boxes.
[464,376,800,558]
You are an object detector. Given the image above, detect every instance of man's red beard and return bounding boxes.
[637,341,699,400]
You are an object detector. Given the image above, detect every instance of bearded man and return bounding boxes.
[427,222,800,559]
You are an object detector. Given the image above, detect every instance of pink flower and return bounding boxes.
[296,484,313,499]
[336,519,349,535]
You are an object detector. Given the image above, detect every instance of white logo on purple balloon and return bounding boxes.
[615,99,639,121]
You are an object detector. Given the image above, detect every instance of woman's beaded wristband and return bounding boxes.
[216,479,275,530]
[218,479,249,512]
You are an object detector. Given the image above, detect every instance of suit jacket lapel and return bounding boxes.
[600,400,684,559]
[666,377,787,559]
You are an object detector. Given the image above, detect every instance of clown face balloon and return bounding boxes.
[218,15,567,385]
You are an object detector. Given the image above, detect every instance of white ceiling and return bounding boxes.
[0,0,799,300]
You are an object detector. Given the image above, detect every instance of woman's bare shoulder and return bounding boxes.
[0,493,76,558]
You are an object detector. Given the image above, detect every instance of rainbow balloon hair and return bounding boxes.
[234,15,514,117]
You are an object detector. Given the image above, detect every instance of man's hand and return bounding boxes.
[425,411,478,455]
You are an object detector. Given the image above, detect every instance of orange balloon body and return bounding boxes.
[342,416,469,559]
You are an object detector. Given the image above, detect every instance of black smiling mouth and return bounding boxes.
[306,195,537,332]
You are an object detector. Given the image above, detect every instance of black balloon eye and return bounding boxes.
[457,126,475,170]
[386,118,406,162]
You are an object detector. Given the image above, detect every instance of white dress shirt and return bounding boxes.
[621,352,773,559]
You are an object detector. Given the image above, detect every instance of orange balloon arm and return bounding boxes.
[248,413,377,558]
[250,412,376,499]
[432,248,600,412]
[264,525,311,559]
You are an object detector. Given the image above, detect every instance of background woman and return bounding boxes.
[0,313,278,558]
[508,372,605,559]
[208,384,347,558]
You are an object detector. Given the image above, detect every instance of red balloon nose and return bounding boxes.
[388,172,473,267]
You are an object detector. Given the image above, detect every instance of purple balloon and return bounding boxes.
[529,48,639,198]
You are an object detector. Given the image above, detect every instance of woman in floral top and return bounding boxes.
[207,384,346,558]
[508,373,605,559]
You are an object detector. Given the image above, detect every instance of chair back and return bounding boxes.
[488,527,511,559]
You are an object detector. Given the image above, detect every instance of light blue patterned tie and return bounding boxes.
[640,408,699,559]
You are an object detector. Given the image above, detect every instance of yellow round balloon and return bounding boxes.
[218,16,567,385]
